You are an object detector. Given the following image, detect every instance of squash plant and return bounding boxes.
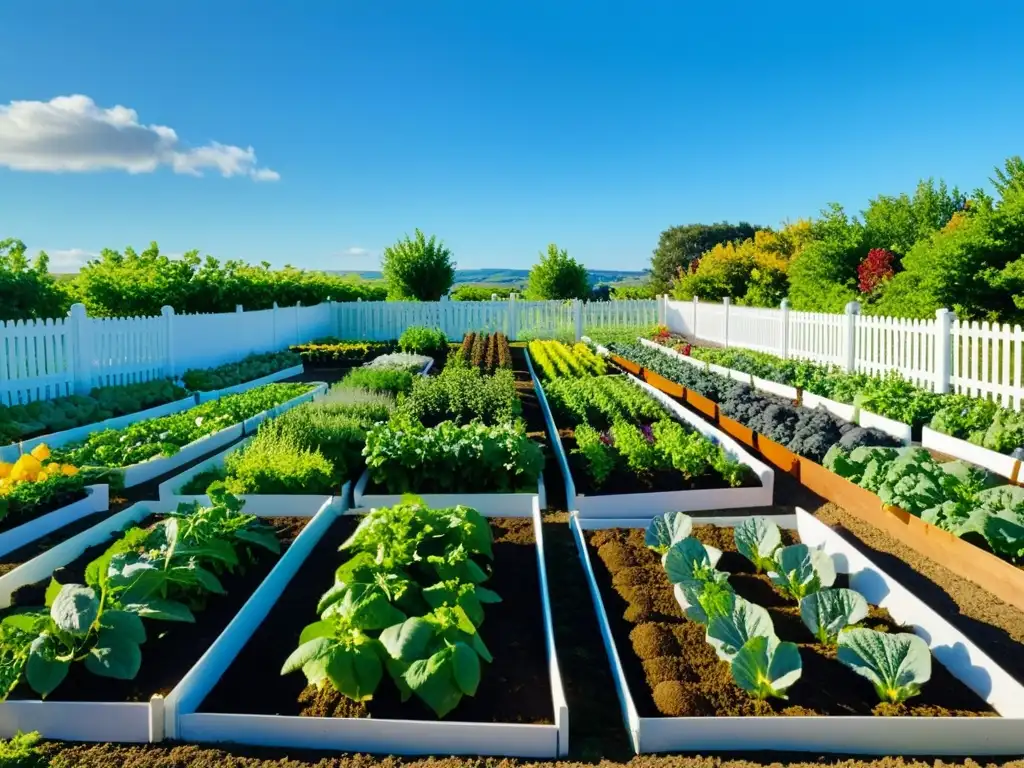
[0,488,277,700]
[283,499,501,717]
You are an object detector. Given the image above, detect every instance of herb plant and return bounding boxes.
[398,326,448,357]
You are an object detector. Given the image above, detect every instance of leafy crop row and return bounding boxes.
[529,340,606,380]
[0,379,188,446]
[0,487,279,700]
[289,340,397,366]
[398,367,519,427]
[608,343,898,462]
[0,444,87,530]
[824,445,1024,563]
[929,395,1024,457]
[50,383,314,471]
[182,350,301,392]
[283,499,498,717]
[647,512,932,703]
[452,332,512,374]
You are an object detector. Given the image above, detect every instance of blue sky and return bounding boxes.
[1,1,1022,273]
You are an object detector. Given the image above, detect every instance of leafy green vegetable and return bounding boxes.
[664,537,727,587]
[734,516,782,573]
[768,544,836,600]
[644,511,693,555]
[675,579,735,624]
[182,350,301,392]
[799,587,869,644]
[837,628,932,703]
[731,635,803,700]
[706,596,776,661]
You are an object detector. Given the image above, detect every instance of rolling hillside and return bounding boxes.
[329,268,649,288]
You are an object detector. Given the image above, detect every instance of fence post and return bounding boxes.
[272,301,279,348]
[235,305,243,313]
[657,295,667,327]
[692,296,699,339]
[722,297,731,347]
[161,305,176,380]
[573,299,584,341]
[843,301,861,372]
[295,301,302,346]
[934,308,954,393]
[508,293,519,340]
[780,299,790,359]
[68,303,93,394]
[355,297,363,341]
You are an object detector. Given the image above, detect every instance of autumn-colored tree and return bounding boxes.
[857,249,896,294]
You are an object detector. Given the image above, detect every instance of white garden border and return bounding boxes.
[921,426,1020,480]
[0,395,197,464]
[527,348,773,518]
[636,337,708,370]
[0,483,109,558]
[169,496,570,758]
[352,469,545,516]
[572,509,1024,755]
[858,408,913,445]
[800,390,858,422]
[0,491,344,743]
[157,435,342,517]
[195,364,305,404]
[117,383,325,488]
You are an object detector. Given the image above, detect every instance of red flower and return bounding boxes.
[857,248,895,294]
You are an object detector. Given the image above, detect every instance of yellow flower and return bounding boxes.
[0,463,11,479]
[61,464,78,477]
[30,444,50,462]
[35,470,49,483]
[9,454,43,483]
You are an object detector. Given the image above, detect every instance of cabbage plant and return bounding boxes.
[799,588,868,644]
[837,628,932,703]
[769,544,836,600]
[731,635,803,700]
[734,516,782,573]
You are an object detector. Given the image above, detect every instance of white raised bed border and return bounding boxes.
[196,364,305,404]
[526,348,773,517]
[572,509,1024,755]
[0,484,109,558]
[353,469,546,516]
[921,426,1020,480]
[858,407,912,445]
[170,496,569,758]
[0,491,345,743]
[0,395,198,464]
[119,382,326,488]
[157,435,343,516]
[799,390,859,422]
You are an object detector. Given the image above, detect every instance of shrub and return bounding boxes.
[451,285,513,301]
[273,406,369,480]
[470,333,486,368]
[317,386,396,424]
[398,326,448,357]
[223,421,337,495]
[525,243,590,300]
[399,367,519,426]
[338,367,415,395]
[381,229,456,301]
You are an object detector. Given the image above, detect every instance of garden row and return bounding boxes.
[656,335,1024,467]
[0,331,567,756]
[601,339,1024,614]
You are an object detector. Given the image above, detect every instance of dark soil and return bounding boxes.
[201,514,554,724]
[5,515,308,702]
[587,524,994,718]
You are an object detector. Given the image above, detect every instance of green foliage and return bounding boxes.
[862,179,966,257]
[525,244,590,300]
[544,375,663,430]
[182,350,300,392]
[0,379,187,445]
[610,283,657,300]
[731,635,803,701]
[70,241,384,317]
[787,204,864,312]
[0,473,88,531]
[365,353,433,372]
[584,324,661,346]
[289,340,396,366]
[223,421,338,495]
[338,367,415,396]
[0,239,72,322]
[650,222,760,293]
[706,596,775,661]
[528,340,606,379]
[398,367,519,427]
[398,326,448,357]
[0,730,44,766]
[799,588,869,645]
[363,418,543,494]
[381,230,456,301]
[450,285,512,301]
[51,383,313,469]
[733,516,783,574]
[283,500,498,717]
[0,489,277,701]
[644,511,693,555]
[317,386,396,423]
[837,629,931,703]
[450,332,511,373]
[769,544,837,600]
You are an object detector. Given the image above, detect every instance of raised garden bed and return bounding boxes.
[353,469,545,517]
[0,494,340,742]
[921,426,1021,482]
[196,364,306,404]
[527,350,773,518]
[169,504,568,757]
[0,483,109,558]
[572,509,1024,755]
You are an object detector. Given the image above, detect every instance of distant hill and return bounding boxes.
[329,268,649,288]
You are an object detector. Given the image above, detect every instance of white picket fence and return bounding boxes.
[1,297,656,406]
[665,296,1024,407]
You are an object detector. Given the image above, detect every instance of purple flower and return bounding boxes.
[640,425,655,444]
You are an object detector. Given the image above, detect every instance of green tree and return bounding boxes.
[787,204,865,312]
[649,222,759,292]
[381,229,456,301]
[862,179,966,256]
[525,244,590,300]
[0,239,71,321]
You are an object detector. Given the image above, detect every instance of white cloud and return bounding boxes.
[344,247,373,256]
[42,248,96,272]
[0,95,278,181]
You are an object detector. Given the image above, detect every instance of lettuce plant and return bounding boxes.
[799,587,868,644]
[837,628,932,703]
[768,544,836,600]
[734,516,782,573]
[731,635,803,700]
